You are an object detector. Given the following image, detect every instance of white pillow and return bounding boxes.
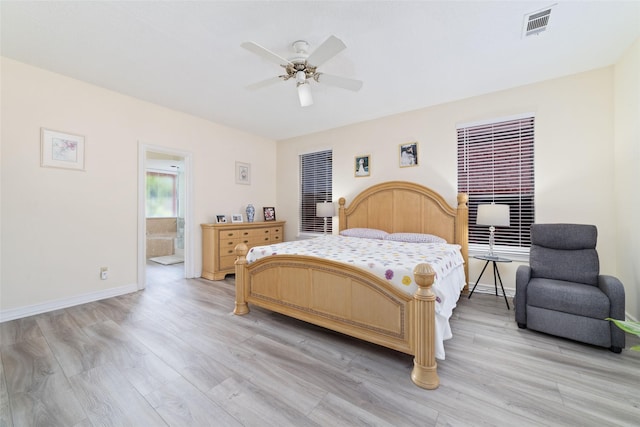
[384,232,446,244]
[339,228,389,239]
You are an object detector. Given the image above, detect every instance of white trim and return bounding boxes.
[471,282,515,299]
[0,283,138,323]
[456,112,536,129]
[138,143,195,291]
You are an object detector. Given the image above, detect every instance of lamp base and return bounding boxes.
[486,226,496,257]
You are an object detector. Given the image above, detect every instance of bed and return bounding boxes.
[234,181,469,389]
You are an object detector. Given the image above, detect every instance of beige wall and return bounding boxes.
[1,57,276,314]
[614,38,640,319]
[2,42,638,320]
[277,65,639,318]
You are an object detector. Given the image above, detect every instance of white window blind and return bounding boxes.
[457,116,535,248]
[300,149,333,233]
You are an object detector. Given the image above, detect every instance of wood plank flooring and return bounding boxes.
[1,261,639,426]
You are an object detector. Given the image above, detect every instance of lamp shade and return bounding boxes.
[316,202,335,218]
[297,82,313,107]
[476,204,510,226]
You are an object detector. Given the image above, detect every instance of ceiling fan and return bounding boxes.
[241,35,363,107]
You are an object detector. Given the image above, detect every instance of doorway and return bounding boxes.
[137,143,194,289]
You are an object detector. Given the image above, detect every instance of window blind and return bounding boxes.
[300,149,333,233]
[457,116,535,248]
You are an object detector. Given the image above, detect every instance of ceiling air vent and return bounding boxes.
[523,6,554,37]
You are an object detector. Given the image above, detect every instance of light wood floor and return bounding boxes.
[1,262,639,427]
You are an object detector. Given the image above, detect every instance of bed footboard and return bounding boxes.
[234,243,439,389]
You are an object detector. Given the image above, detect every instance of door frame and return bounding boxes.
[137,142,195,289]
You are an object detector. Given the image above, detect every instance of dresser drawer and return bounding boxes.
[219,254,237,270]
[219,229,239,239]
[270,233,283,243]
[220,238,240,251]
[218,242,238,257]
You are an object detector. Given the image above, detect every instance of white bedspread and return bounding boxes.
[246,235,466,359]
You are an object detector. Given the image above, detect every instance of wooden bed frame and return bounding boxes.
[234,181,468,389]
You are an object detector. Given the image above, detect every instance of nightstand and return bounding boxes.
[468,255,512,309]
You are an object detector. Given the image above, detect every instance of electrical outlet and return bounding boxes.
[100,267,108,280]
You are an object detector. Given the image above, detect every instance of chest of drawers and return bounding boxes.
[201,221,285,280]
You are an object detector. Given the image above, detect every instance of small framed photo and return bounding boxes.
[231,214,243,223]
[41,128,85,171]
[263,207,276,221]
[355,154,370,177]
[399,142,418,168]
[235,161,250,185]
[215,214,227,223]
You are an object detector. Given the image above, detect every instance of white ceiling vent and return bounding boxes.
[523,5,554,37]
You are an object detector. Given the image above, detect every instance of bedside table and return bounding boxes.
[468,255,512,309]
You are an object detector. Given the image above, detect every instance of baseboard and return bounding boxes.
[471,282,515,298]
[0,283,139,323]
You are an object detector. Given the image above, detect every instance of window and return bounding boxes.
[300,149,333,234]
[146,171,177,217]
[457,115,535,254]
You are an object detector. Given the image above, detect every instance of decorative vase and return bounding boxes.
[246,204,255,222]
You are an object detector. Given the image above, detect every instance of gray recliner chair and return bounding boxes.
[515,224,625,353]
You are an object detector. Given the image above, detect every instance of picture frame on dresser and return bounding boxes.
[215,214,227,223]
[231,214,243,223]
[263,207,276,221]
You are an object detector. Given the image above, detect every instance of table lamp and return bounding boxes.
[316,201,335,235]
[476,203,510,257]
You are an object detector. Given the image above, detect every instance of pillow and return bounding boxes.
[384,232,446,244]
[339,228,389,239]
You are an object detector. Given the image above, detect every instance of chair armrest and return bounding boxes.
[515,265,532,324]
[599,275,626,349]
[598,275,625,319]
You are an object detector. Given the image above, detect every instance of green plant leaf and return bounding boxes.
[606,318,640,337]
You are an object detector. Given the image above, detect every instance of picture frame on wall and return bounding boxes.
[41,128,86,171]
[215,214,227,223]
[354,155,371,177]
[399,142,418,168]
[235,161,251,185]
[263,207,276,221]
[231,214,243,223]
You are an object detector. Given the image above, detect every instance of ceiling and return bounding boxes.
[2,1,639,141]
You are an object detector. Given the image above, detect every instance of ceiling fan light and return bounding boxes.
[297,82,313,107]
[295,70,306,83]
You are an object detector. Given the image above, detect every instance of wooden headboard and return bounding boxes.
[338,181,469,284]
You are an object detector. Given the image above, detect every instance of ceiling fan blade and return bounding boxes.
[245,76,283,91]
[306,35,346,67]
[317,73,363,92]
[241,41,292,66]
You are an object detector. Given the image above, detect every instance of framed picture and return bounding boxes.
[235,161,250,185]
[263,207,276,221]
[215,214,227,223]
[355,154,370,177]
[231,214,243,223]
[41,128,85,171]
[399,142,418,168]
